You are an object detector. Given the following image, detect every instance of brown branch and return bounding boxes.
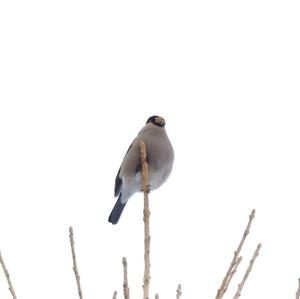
[140,141,151,299]
[215,209,256,299]
[223,256,242,294]
[296,278,300,299]
[122,257,130,299]
[0,250,17,299]
[232,243,261,299]
[69,226,83,299]
[176,284,182,299]
[113,291,117,299]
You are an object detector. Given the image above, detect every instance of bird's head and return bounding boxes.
[146,115,166,127]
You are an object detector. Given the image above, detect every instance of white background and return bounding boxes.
[1,1,300,298]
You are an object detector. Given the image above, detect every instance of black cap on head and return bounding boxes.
[146,115,166,127]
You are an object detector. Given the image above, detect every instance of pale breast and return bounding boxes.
[121,124,174,192]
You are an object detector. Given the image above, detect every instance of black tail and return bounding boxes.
[108,195,127,224]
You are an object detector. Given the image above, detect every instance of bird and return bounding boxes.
[108,115,174,224]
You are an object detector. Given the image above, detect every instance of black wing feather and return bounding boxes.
[114,144,133,197]
[114,168,122,197]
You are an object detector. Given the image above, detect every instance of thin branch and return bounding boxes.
[176,284,182,299]
[232,243,262,299]
[155,294,159,299]
[140,141,151,299]
[122,257,130,299]
[69,226,83,299]
[223,256,242,294]
[215,209,256,299]
[113,291,117,299]
[296,278,300,299]
[0,250,17,299]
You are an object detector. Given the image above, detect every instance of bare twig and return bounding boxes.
[69,226,83,299]
[0,251,17,299]
[176,284,182,299]
[215,209,256,299]
[232,243,261,299]
[140,141,151,299]
[122,257,130,299]
[223,256,242,294]
[113,291,118,299]
[155,294,159,299]
[296,278,300,299]
[295,278,300,299]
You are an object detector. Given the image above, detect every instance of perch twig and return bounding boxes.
[113,291,117,299]
[140,141,151,299]
[69,226,83,299]
[0,250,17,299]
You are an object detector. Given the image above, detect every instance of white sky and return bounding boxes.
[1,1,300,298]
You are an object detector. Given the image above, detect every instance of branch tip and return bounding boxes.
[0,251,17,299]
[69,226,83,299]
[295,278,300,299]
[232,243,262,299]
[215,209,257,299]
[176,284,182,299]
[122,257,130,299]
